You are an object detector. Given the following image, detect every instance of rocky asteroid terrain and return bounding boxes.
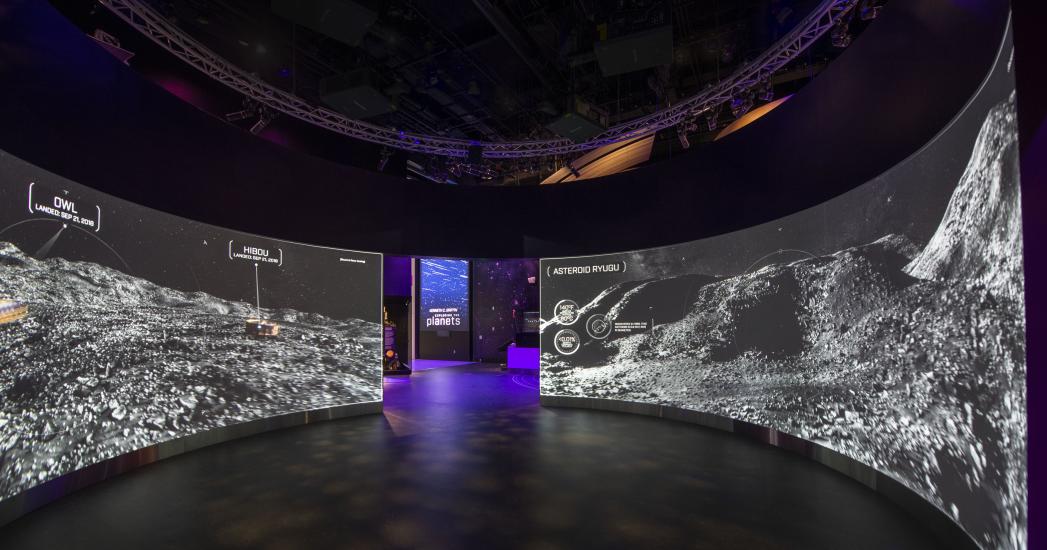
[542,94,1025,549]
[0,242,382,501]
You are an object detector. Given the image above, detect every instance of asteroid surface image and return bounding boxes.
[541,94,1026,549]
[0,243,382,501]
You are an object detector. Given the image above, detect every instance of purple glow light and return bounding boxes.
[151,76,207,109]
[384,256,412,297]
[258,127,291,147]
[507,344,539,371]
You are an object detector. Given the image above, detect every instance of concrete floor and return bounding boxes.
[0,363,944,549]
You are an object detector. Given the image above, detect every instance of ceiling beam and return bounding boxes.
[470,0,565,91]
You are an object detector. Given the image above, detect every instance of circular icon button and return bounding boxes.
[585,314,611,339]
[553,329,581,355]
[553,299,580,325]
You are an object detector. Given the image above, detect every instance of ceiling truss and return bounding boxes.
[99,0,859,159]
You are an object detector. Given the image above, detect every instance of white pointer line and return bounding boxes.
[254,263,261,319]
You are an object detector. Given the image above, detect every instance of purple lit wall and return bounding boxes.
[507,344,539,371]
[383,255,413,362]
[150,75,210,110]
[472,259,539,361]
[384,255,412,297]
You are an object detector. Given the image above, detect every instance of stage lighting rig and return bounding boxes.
[859,0,882,20]
[730,94,754,118]
[458,161,497,181]
[224,110,252,122]
[677,120,699,149]
[101,0,865,160]
[249,108,276,135]
[88,29,135,65]
[226,97,263,123]
[378,147,393,172]
[830,21,853,48]
[705,109,720,132]
[677,126,690,150]
[757,82,775,103]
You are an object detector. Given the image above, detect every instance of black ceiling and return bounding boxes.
[52,0,881,183]
[2,0,1005,257]
[142,1,808,138]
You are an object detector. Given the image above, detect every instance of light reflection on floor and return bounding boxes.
[409,359,477,372]
[0,363,945,549]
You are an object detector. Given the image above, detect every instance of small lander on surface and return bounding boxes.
[245,318,280,337]
[0,300,27,325]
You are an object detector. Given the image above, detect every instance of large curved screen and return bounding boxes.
[0,152,383,504]
[540,26,1025,550]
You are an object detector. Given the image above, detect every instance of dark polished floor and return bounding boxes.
[0,363,943,549]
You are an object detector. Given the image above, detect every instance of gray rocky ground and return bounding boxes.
[0,242,381,501]
[542,94,1026,549]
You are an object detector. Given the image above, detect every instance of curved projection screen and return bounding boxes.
[540,27,1025,550]
[0,151,383,503]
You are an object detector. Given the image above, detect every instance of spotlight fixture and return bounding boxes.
[377,147,393,172]
[676,125,690,150]
[831,22,852,48]
[705,112,719,132]
[859,0,882,21]
[224,109,253,122]
[757,82,775,102]
[249,108,275,135]
[248,118,269,135]
[226,98,261,122]
[729,95,754,118]
[677,120,699,149]
[88,29,135,65]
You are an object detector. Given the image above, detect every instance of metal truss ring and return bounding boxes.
[99,0,858,159]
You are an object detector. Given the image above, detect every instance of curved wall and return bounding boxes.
[539,21,1026,550]
[0,0,1025,540]
[0,151,384,524]
[0,0,1011,258]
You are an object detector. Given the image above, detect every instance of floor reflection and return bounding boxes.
[0,363,944,549]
